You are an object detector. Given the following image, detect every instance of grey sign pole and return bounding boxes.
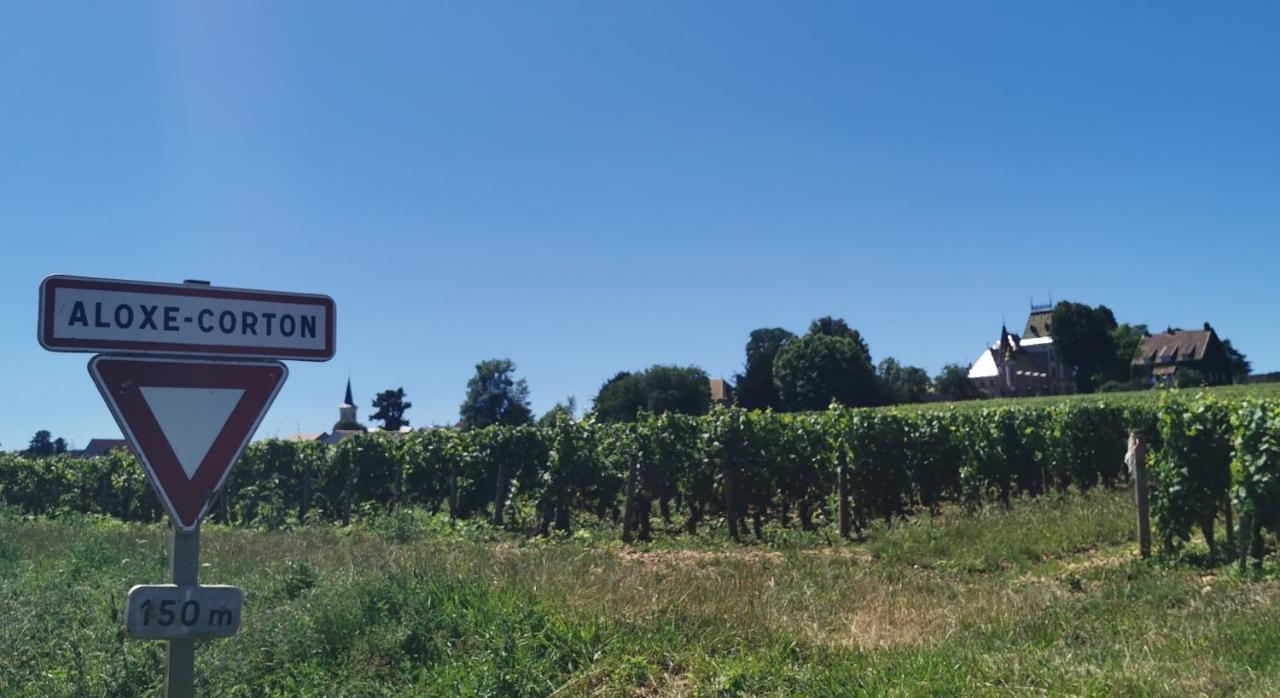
[167,526,199,698]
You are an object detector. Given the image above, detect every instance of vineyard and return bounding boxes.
[4,384,1280,564]
[6,385,1280,694]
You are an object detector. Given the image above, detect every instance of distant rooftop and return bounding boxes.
[1134,328,1215,365]
[77,439,131,458]
[1024,308,1053,339]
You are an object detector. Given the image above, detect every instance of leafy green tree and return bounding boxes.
[878,357,932,404]
[643,365,713,415]
[934,363,982,401]
[25,430,55,457]
[733,328,794,410]
[773,320,877,411]
[808,316,870,356]
[1222,339,1251,383]
[593,365,712,422]
[459,359,533,429]
[1051,301,1119,392]
[1108,323,1149,383]
[538,396,577,426]
[369,387,412,431]
[1173,368,1208,389]
[593,372,646,422]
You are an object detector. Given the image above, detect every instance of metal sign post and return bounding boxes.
[167,528,199,698]
[38,275,336,696]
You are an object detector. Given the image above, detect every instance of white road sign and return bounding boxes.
[126,585,243,640]
[39,275,335,360]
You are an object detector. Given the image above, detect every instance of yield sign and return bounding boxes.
[88,356,287,531]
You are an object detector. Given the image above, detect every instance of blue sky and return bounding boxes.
[3,2,1278,450]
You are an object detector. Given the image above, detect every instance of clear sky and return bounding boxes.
[3,2,1278,450]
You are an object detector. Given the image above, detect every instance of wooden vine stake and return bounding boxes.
[837,446,851,539]
[1127,431,1151,559]
[622,451,640,543]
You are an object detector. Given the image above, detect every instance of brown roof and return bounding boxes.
[1134,330,1213,366]
[708,378,733,403]
[79,439,132,458]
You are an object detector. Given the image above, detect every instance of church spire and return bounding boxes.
[335,378,363,432]
[999,323,1017,359]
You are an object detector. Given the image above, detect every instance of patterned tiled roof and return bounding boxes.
[1134,329,1213,365]
[1023,310,1053,339]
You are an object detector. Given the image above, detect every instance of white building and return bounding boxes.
[968,307,1074,398]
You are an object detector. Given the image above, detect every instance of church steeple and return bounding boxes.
[335,378,364,432]
[999,324,1018,359]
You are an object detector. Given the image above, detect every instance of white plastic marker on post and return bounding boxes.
[38,276,335,697]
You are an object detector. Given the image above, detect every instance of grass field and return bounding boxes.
[3,488,1278,697]
[893,381,1280,412]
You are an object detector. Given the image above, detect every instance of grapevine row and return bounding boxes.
[2,394,1278,564]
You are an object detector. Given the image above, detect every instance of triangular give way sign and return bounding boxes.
[89,356,288,531]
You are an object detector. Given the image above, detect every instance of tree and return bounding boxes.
[1173,367,1208,389]
[1222,339,1251,383]
[934,363,983,401]
[593,365,712,422]
[593,372,647,423]
[1051,301,1119,392]
[25,430,56,457]
[773,320,877,411]
[808,316,870,356]
[1108,323,1149,383]
[369,387,412,431]
[538,396,578,427]
[878,357,932,404]
[733,328,795,411]
[459,359,533,429]
[52,438,67,455]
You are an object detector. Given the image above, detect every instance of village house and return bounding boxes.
[1131,324,1231,386]
[73,438,132,458]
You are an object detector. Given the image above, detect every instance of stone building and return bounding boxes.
[708,377,734,407]
[967,306,1074,398]
[290,379,369,445]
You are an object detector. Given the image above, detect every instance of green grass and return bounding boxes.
[3,490,1279,696]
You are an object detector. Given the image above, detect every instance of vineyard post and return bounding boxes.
[122,474,132,522]
[1223,496,1234,558]
[837,446,851,539]
[723,443,740,542]
[622,451,640,543]
[448,461,459,521]
[492,458,508,526]
[98,471,109,514]
[1130,431,1151,559]
[1238,511,1253,573]
[341,454,355,527]
[299,454,311,523]
[394,455,405,510]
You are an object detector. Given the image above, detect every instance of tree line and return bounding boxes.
[355,303,1252,441]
